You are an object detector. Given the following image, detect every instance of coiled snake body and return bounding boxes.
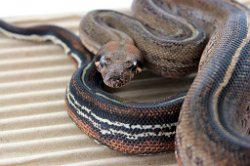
[0,0,250,165]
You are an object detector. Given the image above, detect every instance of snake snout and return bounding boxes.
[103,70,133,88]
[104,76,125,88]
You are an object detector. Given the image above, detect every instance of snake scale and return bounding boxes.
[0,0,250,165]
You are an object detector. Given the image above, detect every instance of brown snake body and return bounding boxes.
[0,0,249,165]
[80,0,250,164]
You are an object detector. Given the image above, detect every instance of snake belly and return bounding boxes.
[0,0,249,165]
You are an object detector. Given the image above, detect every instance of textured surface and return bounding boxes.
[0,0,249,165]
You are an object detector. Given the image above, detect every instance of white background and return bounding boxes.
[0,0,133,17]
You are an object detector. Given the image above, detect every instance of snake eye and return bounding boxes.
[95,55,106,69]
[126,60,137,71]
[96,55,112,69]
[99,56,105,67]
[99,56,110,67]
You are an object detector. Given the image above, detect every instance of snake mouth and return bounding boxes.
[102,63,143,88]
[95,55,143,88]
[103,73,134,88]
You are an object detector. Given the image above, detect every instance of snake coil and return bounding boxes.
[0,0,249,165]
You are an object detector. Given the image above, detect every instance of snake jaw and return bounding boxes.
[104,77,128,88]
[98,65,136,88]
[95,60,143,88]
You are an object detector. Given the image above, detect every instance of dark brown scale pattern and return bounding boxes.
[63,65,183,154]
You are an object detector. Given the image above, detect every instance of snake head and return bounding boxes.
[95,41,143,88]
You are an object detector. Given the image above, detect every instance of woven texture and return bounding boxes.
[0,1,249,165]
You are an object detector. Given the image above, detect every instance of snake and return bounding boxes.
[0,0,250,165]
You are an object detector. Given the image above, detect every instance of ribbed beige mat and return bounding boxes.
[0,1,249,165]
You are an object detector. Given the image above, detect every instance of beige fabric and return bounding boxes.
[0,1,249,165]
